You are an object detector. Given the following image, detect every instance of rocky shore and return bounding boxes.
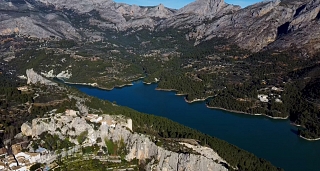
[206,105,289,120]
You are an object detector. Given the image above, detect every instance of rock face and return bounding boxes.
[178,0,239,16]
[23,113,229,171]
[185,0,320,52]
[1,0,320,52]
[21,123,33,137]
[26,68,57,86]
[28,0,174,30]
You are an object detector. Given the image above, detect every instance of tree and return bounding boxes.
[77,130,88,145]
[30,163,41,171]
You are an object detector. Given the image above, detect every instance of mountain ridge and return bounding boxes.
[0,0,319,53]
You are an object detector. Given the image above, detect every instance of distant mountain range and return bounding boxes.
[1,0,319,53]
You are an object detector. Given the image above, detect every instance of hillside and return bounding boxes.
[0,0,320,170]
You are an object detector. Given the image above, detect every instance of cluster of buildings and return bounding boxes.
[0,143,48,171]
[85,113,132,131]
[64,109,132,131]
[258,86,284,103]
[257,94,283,103]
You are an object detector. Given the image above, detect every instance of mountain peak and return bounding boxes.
[178,0,239,16]
[157,3,165,10]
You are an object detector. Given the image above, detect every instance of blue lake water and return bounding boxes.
[72,81,320,171]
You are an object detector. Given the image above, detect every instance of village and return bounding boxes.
[0,108,133,171]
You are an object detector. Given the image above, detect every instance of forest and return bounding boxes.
[84,95,282,171]
[0,69,282,170]
[9,28,320,139]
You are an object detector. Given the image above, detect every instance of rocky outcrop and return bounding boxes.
[26,68,57,86]
[0,0,81,39]
[23,113,229,171]
[41,70,72,80]
[21,123,33,137]
[186,0,320,51]
[178,0,240,16]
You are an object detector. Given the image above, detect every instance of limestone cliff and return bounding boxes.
[178,0,240,16]
[26,68,57,86]
[22,113,229,171]
[186,0,320,51]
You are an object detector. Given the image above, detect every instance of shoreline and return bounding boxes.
[62,78,320,142]
[291,124,320,141]
[58,76,144,91]
[62,80,134,91]
[184,97,209,103]
[155,88,179,92]
[206,105,289,120]
[155,88,211,101]
[63,79,289,120]
[299,135,320,141]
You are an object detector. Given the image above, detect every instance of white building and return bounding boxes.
[65,109,79,116]
[8,159,17,168]
[90,116,102,123]
[15,152,40,164]
[258,94,269,103]
[0,161,5,170]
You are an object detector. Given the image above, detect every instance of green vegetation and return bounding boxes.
[0,74,34,140]
[84,96,282,171]
[77,130,88,145]
[30,163,42,171]
[104,138,127,159]
[56,156,139,171]
[4,25,320,169]
[36,132,75,151]
[82,145,100,154]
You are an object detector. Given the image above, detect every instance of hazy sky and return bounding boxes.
[114,0,262,9]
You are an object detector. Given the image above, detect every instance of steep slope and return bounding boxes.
[0,0,81,39]
[187,0,320,52]
[23,115,229,171]
[35,0,175,30]
[158,0,240,30]
[1,0,319,53]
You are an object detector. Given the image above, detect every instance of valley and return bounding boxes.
[1,0,320,170]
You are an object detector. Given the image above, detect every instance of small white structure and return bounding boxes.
[275,98,283,103]
[0,162,5,170]
[271,86,283,91]
[65,109,79,117]
[90,116,103,123]
[87,114,99,119]
[258,94,269,103]
[8,159,17,168]
[16,156,27,166]
[18,75,27,80]
[17,86,28,91]
[15,152,40,164]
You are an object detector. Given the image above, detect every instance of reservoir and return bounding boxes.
[71,81,320,171]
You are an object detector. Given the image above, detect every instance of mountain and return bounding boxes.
[1,0,320,170]
[0,0,319,53]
